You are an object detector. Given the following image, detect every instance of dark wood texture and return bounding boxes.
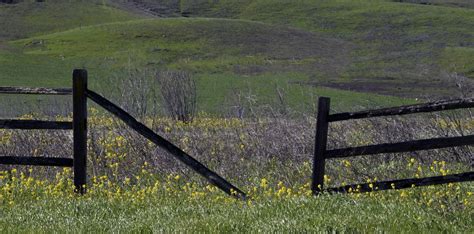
[329,98,474,122]
[73,69,88,194]
[326,135,474,158]
[0,87,72,95]
[0,156,73,167]
[86,89,247,200]
[312,97,330,195]
[0,119,72,130]
[327,172,474,193]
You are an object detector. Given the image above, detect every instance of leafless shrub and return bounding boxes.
[103,68,160,120]
[156,70,197,123]
[224,87,258,119]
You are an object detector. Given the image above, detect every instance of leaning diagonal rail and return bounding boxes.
[86,90,247,199]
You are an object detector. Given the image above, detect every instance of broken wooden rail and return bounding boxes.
[86,89,247,199]
[312,97,474,195]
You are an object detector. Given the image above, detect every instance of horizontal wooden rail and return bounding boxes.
[0,120,73,130]
[327,171,474,193]
[0,87,72,95]
[326,135,474,159]
[86,89,247,200]
[0,156,73,167]
[329,98,474,122]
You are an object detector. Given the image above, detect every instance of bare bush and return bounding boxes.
[156,71,197,123]
[118,69,157,118]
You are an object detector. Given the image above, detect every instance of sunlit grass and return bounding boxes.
[0,164,472,232]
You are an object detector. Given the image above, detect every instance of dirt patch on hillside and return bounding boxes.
[0,41,15,52]
[296,72,474,99]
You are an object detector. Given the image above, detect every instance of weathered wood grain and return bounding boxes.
[0,87,72,95]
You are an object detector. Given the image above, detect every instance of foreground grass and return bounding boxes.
[0,193,472,232]
[0,167,472,232]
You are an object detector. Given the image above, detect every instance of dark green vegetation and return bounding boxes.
[1,0,473,114]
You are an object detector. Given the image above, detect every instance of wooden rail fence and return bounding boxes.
[312,97,474,195]
[2,69,472,199]
[0,69,246,199]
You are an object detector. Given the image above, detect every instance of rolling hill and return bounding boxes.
[0,0,472,114]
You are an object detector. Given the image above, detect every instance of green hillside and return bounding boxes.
[170,0,474,96]
[1,18,412,112]
[0,0,140,40]
[0,0,472,114]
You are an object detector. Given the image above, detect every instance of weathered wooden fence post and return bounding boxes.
[312,97,330,195]
[73,69,87,194]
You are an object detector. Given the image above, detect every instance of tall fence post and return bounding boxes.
[73,69,87,194]
[312,97,330,195]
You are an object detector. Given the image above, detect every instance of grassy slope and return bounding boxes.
[0,0,139,40]
[0,0,139,87]
[2,0,472,113]
[175,0,474,97]
[2,18,412,112]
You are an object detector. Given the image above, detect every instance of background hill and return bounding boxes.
[0,0,473,114]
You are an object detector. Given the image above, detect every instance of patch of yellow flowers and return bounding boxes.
[437,118,474,130]
[0,110,472,210]
[0,158,472,211]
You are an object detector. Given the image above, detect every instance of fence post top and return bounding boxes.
[73,69,88,78]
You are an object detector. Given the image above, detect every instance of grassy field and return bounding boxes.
[0,164,472,232]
